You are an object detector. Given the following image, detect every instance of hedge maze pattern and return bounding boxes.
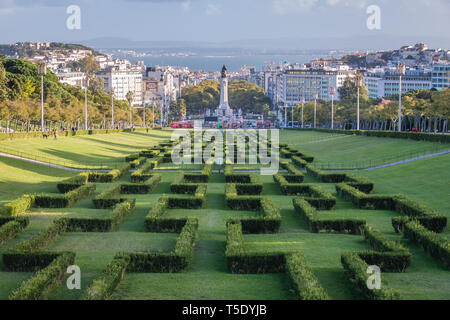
[0,135,448,300]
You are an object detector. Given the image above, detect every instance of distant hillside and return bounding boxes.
[0,42,100,58]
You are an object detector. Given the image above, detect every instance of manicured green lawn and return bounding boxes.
[280,130,449,169]
[0,156,75,205]
[0,130,174,169]
[0,130,449,300]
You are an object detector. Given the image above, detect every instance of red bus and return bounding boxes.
[170,122,193,129]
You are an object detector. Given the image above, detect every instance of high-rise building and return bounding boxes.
[279,66,356,106]
[98,66,143,105]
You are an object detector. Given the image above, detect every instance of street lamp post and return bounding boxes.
[84,76,89,130]
[330,87,335,129]
[37,62,46,132]
[284,103,287,128]
[356,76,363,131]
[313,93,318,129]
[397,63,406,132]
[111,90,114,129]
[301,97,305,129]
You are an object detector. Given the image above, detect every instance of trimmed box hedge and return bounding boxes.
[0,194,35,217]
[88,163,131,183]
[121,174,162,194]
[0,217,29,247]
[57,173,89,193]
[402,220,450,269]
[124,219,198,273]
[3,220,68,271]
[81,255,130,300]
[9,252,75,300]
[34,184,96,208]
[341,252,401,300]
[225,221,328,300]
[61,200,136,232]
[293,198,365,234]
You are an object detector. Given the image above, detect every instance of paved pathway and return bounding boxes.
[324,150,450,172]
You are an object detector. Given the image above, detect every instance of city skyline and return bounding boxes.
[0,0,449,48]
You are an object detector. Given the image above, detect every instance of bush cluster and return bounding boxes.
[34,184,96,208]
[57,173,89,193]
[81,255,130,300]
[8,252,75,300]
[0,194,35,216]
[402,221,449,269]
[3,220,68,271]
[0,217,29,247]
[226,184,281,234]
[293,198,365,234]
[341,252,401,300]
[61,200,136,232]
[124,219,199,273]
[121,174,162,194]
[88,163,131,183]
[225,221,328,300]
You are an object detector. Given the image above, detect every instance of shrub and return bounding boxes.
[88,163,130,183]
[81,255,130,300]
[0,194,35,216]
[131,159,155,183]
[291,156,308,169]
[93,185,126,209]
[336,183,395,210]
[0,218,29,247]
[9,252,75,300]
[62,200,136,232]
[341,252,401,300]
[121,174,161,194]
[285,253,329,300]
[125,219,198,273]
[293,198,365,234]
[402,221,450,269]
[393,196,447,233]
[57,173,89,193]
[361,225,411,272]
[225,221,285,274]
[34,184,96,208]
[3,220,67,271]
[129,157,147,169]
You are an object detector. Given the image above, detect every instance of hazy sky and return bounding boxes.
[0,0,449,43]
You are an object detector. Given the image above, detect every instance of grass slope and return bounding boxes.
[281,130,449,169]
[0,130,173,169]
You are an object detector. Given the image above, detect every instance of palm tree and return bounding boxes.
[126,91,135,127]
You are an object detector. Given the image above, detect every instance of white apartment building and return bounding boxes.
[56,71,86,88]
[431,64,450,90]
[364,68,432,98]
[279,66,356,106]
[98,66,143,105]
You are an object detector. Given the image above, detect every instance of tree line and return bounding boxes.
[0,57,158,132]
[292,78,449,133]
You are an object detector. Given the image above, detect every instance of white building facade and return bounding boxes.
[98,66,143,105]
[279,67,356,106]
[364,68,432,98]
[431,64,450,90]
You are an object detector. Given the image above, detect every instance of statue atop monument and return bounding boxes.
[221,65,227,78]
